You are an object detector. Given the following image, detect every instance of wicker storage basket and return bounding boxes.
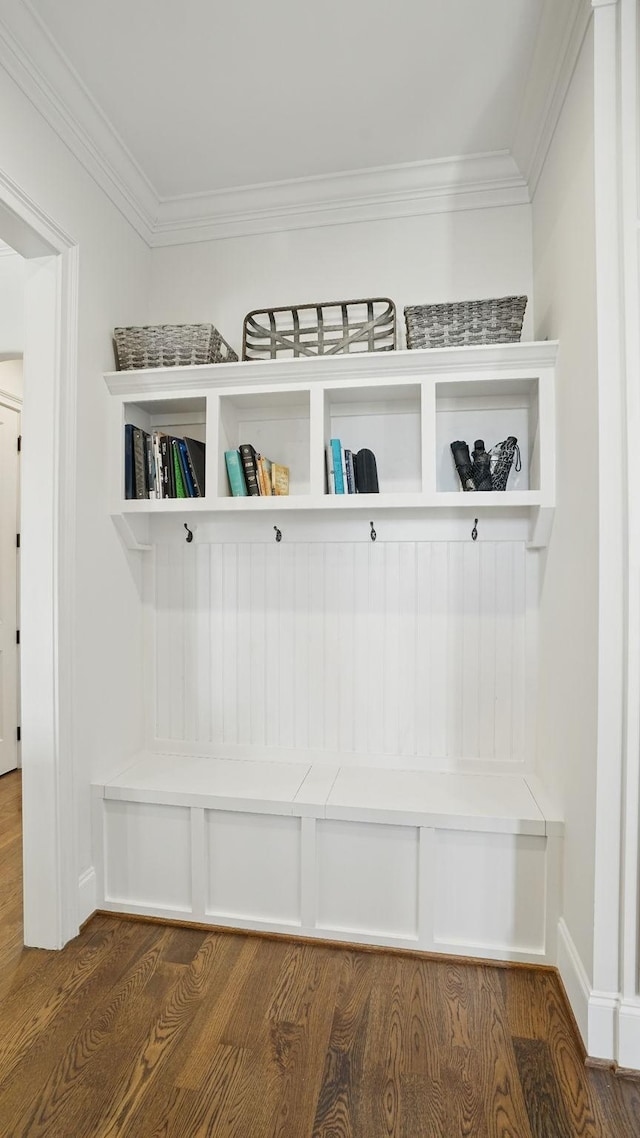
[404,296,527,350]
[113,323,238,370]
[242,298,396,360]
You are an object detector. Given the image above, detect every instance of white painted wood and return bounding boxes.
[97,753,559,832]
[617,0,640,1069]
[104,343,559,396]
[20,243,79,949]
[591,0,626,1042]
[206,810,301,924]
[0,401,19,774]
[104,800,191,912]
[325,767,545,834]
[104,752,309,811]
[77,867,96,923]
[300,816,317,928]
[433,830,547,953]
[151,539,534,768]
[190,806,206,921]
[513,0,593,195]
[294,764,340,816]
[105,348,556,562]
[544,833,564,961]
[93,754,562,963]
[618,1001,640,1072]
[417,827,436,950]
[316,819,419,939]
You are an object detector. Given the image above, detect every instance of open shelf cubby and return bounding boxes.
[324,383,422,495]
[217,388,311,498]
[434,376,540,495]
[121,395,208,503]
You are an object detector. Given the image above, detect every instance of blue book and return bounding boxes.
[225,449,248,496]
[330,439,345,494]
[177,438,196,497]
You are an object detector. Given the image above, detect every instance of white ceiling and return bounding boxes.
[30,0,545,198]
[0,0,585,243]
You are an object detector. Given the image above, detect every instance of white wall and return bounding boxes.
[0,250,24,358]
[0,358,22,400]
[148,205,534,353]
[0,65,150,900]
[532,24,598,986]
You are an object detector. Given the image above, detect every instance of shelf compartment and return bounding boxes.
[324,383,422,495]
[217,389,311,498]
[434,377,539,494]
[122,396,208,502]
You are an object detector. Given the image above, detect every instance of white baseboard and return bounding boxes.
[557,918,622,1063]
[587,991,618,1062]
[618,1001,640,1070]
[557,917,591,1047]
[78,866,97,925]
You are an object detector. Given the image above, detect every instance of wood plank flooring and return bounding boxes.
[1,770,640,1136]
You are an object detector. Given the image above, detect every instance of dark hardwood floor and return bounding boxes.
[1,768,639,1137]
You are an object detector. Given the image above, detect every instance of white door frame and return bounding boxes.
[0,168,78,949]
[0,385,22,777]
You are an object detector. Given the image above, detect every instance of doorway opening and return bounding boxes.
[0,177,78,951]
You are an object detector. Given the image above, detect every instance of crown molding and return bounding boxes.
[0,3,531,248]
[0,0,157,244]
[513,0,593,197]
[150,151,529,247]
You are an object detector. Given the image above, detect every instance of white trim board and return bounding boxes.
[95,752,563,836]
[513,0,593,197]
[0,165,80,950]
[150,152,529,246]
[557,917,591,1047]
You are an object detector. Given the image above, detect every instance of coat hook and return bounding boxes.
[274,526,282,543]
[184,523,193,543]
[370,521,377,542]
[471,518,478,542]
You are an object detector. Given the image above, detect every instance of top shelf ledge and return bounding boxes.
[104,340,559,396]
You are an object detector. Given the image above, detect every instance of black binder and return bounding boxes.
[354,448,379,494]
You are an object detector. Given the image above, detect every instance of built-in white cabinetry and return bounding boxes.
[105,341,556,544]
[95,341,562,965]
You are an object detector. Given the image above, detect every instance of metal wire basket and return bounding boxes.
[242,298,396,360]
[404,296,527,349]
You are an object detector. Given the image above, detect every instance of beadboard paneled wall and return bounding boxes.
[151,541,537,769]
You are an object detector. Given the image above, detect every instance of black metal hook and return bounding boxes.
[471,518,478,542]
[274,526,282,543]
[370,521,377,542]
[184,523,193,543]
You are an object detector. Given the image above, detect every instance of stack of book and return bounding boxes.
[225,444,290,497]
[124,425,205,499]
[326,438,379,494]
